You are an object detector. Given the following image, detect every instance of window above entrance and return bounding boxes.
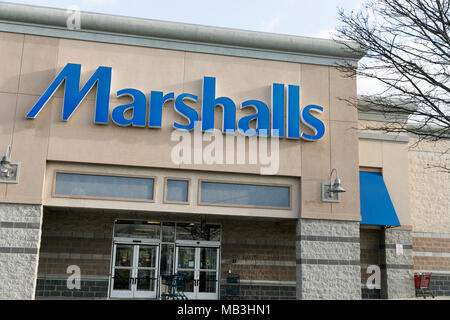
[113,220,221,242]
[54,172,155,201]
[114,220,161,239]
[47,163,300,219]
[199,180,291,209]
[164,178,189,204]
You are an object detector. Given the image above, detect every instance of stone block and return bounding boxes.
[0,203,42,299]
[296,218,361,299]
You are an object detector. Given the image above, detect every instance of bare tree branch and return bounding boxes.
[335,0,450,172]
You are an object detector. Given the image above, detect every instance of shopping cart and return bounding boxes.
[414,273,435,299]
[161,272,188,300]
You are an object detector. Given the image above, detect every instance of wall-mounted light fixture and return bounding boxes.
[321,168,345,202]
[0,146,20,184]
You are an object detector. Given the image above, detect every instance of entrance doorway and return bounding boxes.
[175,241,220,300]
[110,241,159,298]
[109,220,221,300]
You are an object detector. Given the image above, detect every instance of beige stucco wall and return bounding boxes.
[408,138,450,233]
[358,137,411,227]
[0,31,360,221]
[358,117,450,232]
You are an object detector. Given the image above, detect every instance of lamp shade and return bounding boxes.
[330,178,346,193]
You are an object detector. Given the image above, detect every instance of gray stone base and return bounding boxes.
[37,278,295,300]
[296,218,361,299]
[35,277,109,299]
[380,229,415,299]
[361,286,381,299]
[220,282,296,300]
[0,203,42,299]
[426,274,450,297]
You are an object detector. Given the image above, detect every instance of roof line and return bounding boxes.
[0,2,366,66]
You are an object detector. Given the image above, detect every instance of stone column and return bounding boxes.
[380,228,415,299]
[0,203,43,299]
[296,218,361,299]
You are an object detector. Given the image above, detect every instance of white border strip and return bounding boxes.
[39,252,110,260]
[413,232,450,239]
[37,274,109,280]
[358,132,409,143]
[413,251,450,258]
[414,270,450,275]
[238,280,296,286]
[225,259,296,267]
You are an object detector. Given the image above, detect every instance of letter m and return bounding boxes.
[26,63,111,123]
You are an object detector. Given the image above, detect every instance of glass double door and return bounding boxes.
[110,242,159,298]
[175,244,219,300]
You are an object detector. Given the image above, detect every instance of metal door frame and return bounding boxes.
[175,240,220,300]
[109,238,160,299]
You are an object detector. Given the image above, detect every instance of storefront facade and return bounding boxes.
[0,3,448,300]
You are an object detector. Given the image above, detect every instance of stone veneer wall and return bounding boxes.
[427,274,450,297]
[408,139,450,234]
[296,219,361,300]
[0,203,43,299]
[37,232,112,277]
[413,234,450,272]
[220,282,296,300]
[413,232,450,297]
[220,219,297,300]
[408,139,450,297]
[36,209,115,299]
[36,228,112,299]
[380,228,415,299]
[36,278,109,299]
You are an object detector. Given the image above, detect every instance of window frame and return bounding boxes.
[163,177,191,205]
[197,179,292,210]
[52,170,157,203]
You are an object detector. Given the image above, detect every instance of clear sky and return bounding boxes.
[4,0,375,93]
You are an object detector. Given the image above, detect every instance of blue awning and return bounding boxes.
[359,171,401,226]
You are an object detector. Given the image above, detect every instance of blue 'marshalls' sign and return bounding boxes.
[26,63,325,141]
